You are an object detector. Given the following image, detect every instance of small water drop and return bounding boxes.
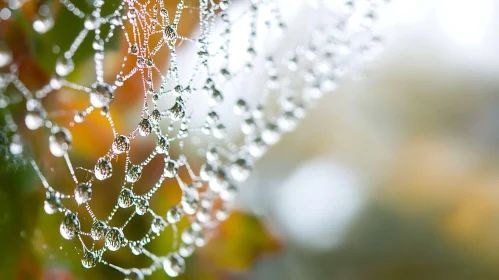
[94,157,112,180]
[25,109,46,130]
[126,165,142,183]
[125,268,144,280]
[166,207,182,224]
[74,182,92,205]
[112,135,130,154]
[118,188,135,208]
[230,157,252,182]
[33,14,54,34]
[138,118,152,136]
[105,227,126,251]
[156,135,170,154]
[84,13,101,30]
[90,83,115,108]
[181,189,199,215]
[163,253,185,277]
[90,220,108,240]
[44,192,61,214]
[129,242,143,256]
[151,216,166,233]
[55,56,74,76]
[167,100,185,121]
[0,44,12,67]
[81,249,98,269]
[134,197,149,215]
[60,211,80,240]
[164,159,178,178]
[49,127,72,157]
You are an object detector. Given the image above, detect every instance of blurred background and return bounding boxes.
[2,0,499,279]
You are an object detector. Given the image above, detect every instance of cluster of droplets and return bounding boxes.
[0,0,387,279]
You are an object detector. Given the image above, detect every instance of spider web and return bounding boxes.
[0,0,386,278]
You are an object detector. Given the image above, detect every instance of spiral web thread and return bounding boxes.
[0,0,386,278]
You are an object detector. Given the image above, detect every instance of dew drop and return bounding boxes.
[167,100,185,121]
[112,135,130,154]
[129,242,143,255]
[261,122,281,145]
[55,56,74,76]
[90,83,115,108]
[94,157,112,180]
[44,192,61,214]
[138,118,152,136]
[134,197,149,215]
[126,165,142,183]
[156,135,170,154]
[84,13,101,30]
[179,243,194,258]
[81,249,98,269]
[163,25,178,41]
[49,127,72,157]
[118,188,134,208]
[25,109,46,130]
[151,216,166,233]
[163,253,185,277]
[181,189,199,215]
[105,227,126,251]
[33,14,54,34]
[164,159,178,178]
[125,268,144,280]
[90,220,108,240]
[166,207,182,224]
[74,182,92,205]
[230,157,252,182]
[0,44,12,67]
[60,211,80,240]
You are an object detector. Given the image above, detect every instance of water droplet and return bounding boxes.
[181,189,199,215]
[129,242,142,255]
[230,157,252,182]
[94,157,112,180]
[164,160,178,178]
[163,253,185,277]
[105,227,126,251]
[241,117,256,135]
[199,163,216,181]
[212,123,226,139]
[206,111,219,124]
[179,243,194,258]
[156,135,169,154]
[25,109,46,130]
[206,147,220,163]
[44,192,61,214]
[219,0,230,10]
[248,137,267,158]
[60,211,80,240]
[220,184,237,202]
[167,100,185,121]
[216,206,229,221]
[134,197,149,215]
[49,127,72,157]
[166,207,182,224]
[138,118,152,136]
[151,216,166,233]
[90,83,115,108]
[0,44,12,67]
[55,56,74,76]
[125,269,144,280]
[90,220,108,240]
[208,168,228,193]
[118,188,134,208]
[33,14,54,34]
[181,226,199,244]
[112,135,130,154]
[9,140,23,155]
[126,165,142,183]
[84,13,101,30]
[234,99,248,115]
[81,249,98,268]
[261,122,280,145]
[208,88,223,106]
[163,25,178,41]
[277,111,297,132]
[74,111,85,123]
[74,182,92,205]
